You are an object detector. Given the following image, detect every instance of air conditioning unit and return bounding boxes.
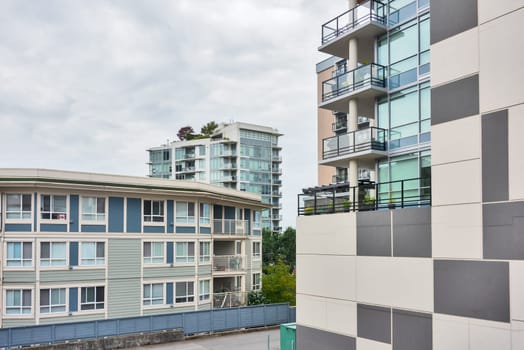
[358,168,371,181]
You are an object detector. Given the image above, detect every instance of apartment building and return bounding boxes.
[148,122,283,232]
[0,169,264,327]
[297,0,524,349]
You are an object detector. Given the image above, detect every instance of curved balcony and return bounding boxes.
[319,0,388,58]
[320,63,387,113]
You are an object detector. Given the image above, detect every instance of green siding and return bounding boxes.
[38,313,105,325]
[3,319,36,327]
[3,271,36,283]
[141,306,195,316]
[143,266,196,279]
[198,265,212,276]
[40,269,105,283]
[107,238,141,318]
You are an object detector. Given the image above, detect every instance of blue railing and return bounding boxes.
[0,303,294,348]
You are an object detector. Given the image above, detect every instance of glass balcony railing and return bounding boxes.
[322,127,387,159]
[213,255,245,273]
[322,63,387,102]
[321,0,387,45]
[332,175,348,184]
[213,219,248,236]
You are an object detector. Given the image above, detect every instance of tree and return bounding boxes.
[262,227,296,270]
[279,227,296,268]
[177,126,195,141]
[201,121,218,136]
[262,260,296,306]
[247,290,269,305]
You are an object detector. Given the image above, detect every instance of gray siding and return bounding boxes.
[3,319,36,327]
[297,325,355,350]
[143,266,196,279]
[38,313,106,325]
[431,74,479,125]
[40,269,105,283]
[142,306,195,316]
[482,110,509,202]
[198,265,212,276]
[3,271,36,283]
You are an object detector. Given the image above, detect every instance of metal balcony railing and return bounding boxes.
[213,255,245,273]
[322,127,387,159]
[322,63,387,102]
[213,219,248,236]
[321,0,387,45]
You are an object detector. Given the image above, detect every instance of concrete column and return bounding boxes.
[348,0,357,9]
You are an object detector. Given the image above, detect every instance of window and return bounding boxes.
[40,242,66,267]
[175,282,194,303]
[199,280,210,301]
[40,288,66,314]
[176,202,195,224]
[80,242,105,265]
[252,242,261,258]
[199,203,210,225]
[6,194,31,220]
[199,242,210,263]
[143,242,164,264]
[253,211,261,229]
[143,283,164,306]
[80,286,104,310]
[176,242,195,263]
[6,242,32,267]
[40,195,67,220]
[252,273,261,290]
[5,289,32,315]
[143,200,164,223]
[81,197,105,222]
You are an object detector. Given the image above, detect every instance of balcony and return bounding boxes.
[332,119,348,132]
[319,0,387,59]
[213,255,245,274]
[320,127,387,167]
[213,291,247,309]
[332,175,348,184]
[320,63,387,113]
[217,175,237,183]
[298,177,431,216]
[272,168,282,175]
[213,219,248,237]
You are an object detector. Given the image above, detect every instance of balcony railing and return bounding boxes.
[213,255,245,273]
[321,0,387,45]
[213,292,247,309]
[213,219,248,236]
[322,63,386,102]
[332,175,348,184]
[298,177,431,216]
[322,127,387,159]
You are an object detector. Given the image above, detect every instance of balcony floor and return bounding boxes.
[319,87,387,113]
[319,149,388,167]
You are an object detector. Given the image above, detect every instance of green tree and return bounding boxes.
[201,121,218,136]
[262,260,296,306]
[279,227,296,268]
[247,290,269,305]
[262,227,296,270]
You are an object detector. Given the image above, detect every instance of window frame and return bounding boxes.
[4,288,32,316]
[80,241,106,266]
[175,241,195,264]
[199,241,211,264]
[199,203,211,225]
[176,202,195,225]
[252,273,261,290]
[40,241,67,267]
[199,280,210,302]
[252,241,261,259]
[142,283,165,307]
[143,241,165,265]
[39,288,67,315]
[80,196,107,223]
[5,241,33,268]
[175,281,195,304]
[80,286,105,311]
[5,193,32,222]
[143,199,165,224]
[40,194,68,222]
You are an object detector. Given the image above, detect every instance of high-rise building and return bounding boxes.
[297,0,524,349]
[148,122,283,232]
[0,169,264,327]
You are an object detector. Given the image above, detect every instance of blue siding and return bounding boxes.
[224,206,235,219]
[200,227,211,234]
[166,283,173,304]
[33,192,37,231]
[214,205,223,219]
[175,226,196,234]
[5,224,32,232]
[69,288,78,312]
[81,225,106,233]
[144,226,165,234]
[126,198,141,233]
[69,242,78,266]
[108,197,124,232]
[167,200,174,233]
[70,195,79,232]
[166,242,174,264]
[40,224,67,232]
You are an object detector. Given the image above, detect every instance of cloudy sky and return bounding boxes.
[0,0,347,229]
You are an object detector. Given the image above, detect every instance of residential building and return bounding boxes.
[297,0,524,349]
[147,122,283,232]
[0,169,264,327]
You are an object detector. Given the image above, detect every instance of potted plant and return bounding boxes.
[342,200,352,212]
[304,207,314,216]
[361,195,376,211]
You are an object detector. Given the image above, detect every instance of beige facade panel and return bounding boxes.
[297,213,356,256]
[433,314,469,350]
[479,8,524,113]
[432,159,482,206]
[431,28,479,88]
[469,320,511,350]
[432,203,483,259]
[510,261,524,321]
[508,104,524,201]
[512,320,524,349]
[355,257,433,312]
[432,115,481,166]
[478,0,524,24]
[356,337,392,350]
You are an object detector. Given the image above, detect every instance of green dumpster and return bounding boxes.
[280,322,296,350]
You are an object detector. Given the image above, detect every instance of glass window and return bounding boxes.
[252,273,261,290]
[390,88,418,128]
[6,242,32,267]
[175,281,194,303]
[199,241,210,263]
[80,286,104,310]
[252,242,261,258]
[176,202,195,224]
[143,242,164,264]
[199,280,210,301]
[6,194,32,220]
[40,288,66,314]
[253,211,261,229]
[199,203,210,225]
[6,289,32,315]
[419,18,430,52]
[143,200,164,223]
[143,283,164,306]
[389,23,418,64]
[81,197,105,222]
[81,242,105,265]
[40,195,67,220]
[176,242,195,263]
[40,242,66,267]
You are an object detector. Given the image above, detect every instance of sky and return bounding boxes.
[0,0,347,229]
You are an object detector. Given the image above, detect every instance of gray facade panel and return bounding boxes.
[143,266,196,279]
[3,271,36,283]
[40,269,105,283]
[482,110,509,202]
[434,260,510,322]
[483,202,524,259]
[393,208,431,257]
[430,0,478,44]
[297,325,356,350]
[357,304,391,344]
[431,75,479,125]
[392,309,432,350]
[357,211,391,256]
